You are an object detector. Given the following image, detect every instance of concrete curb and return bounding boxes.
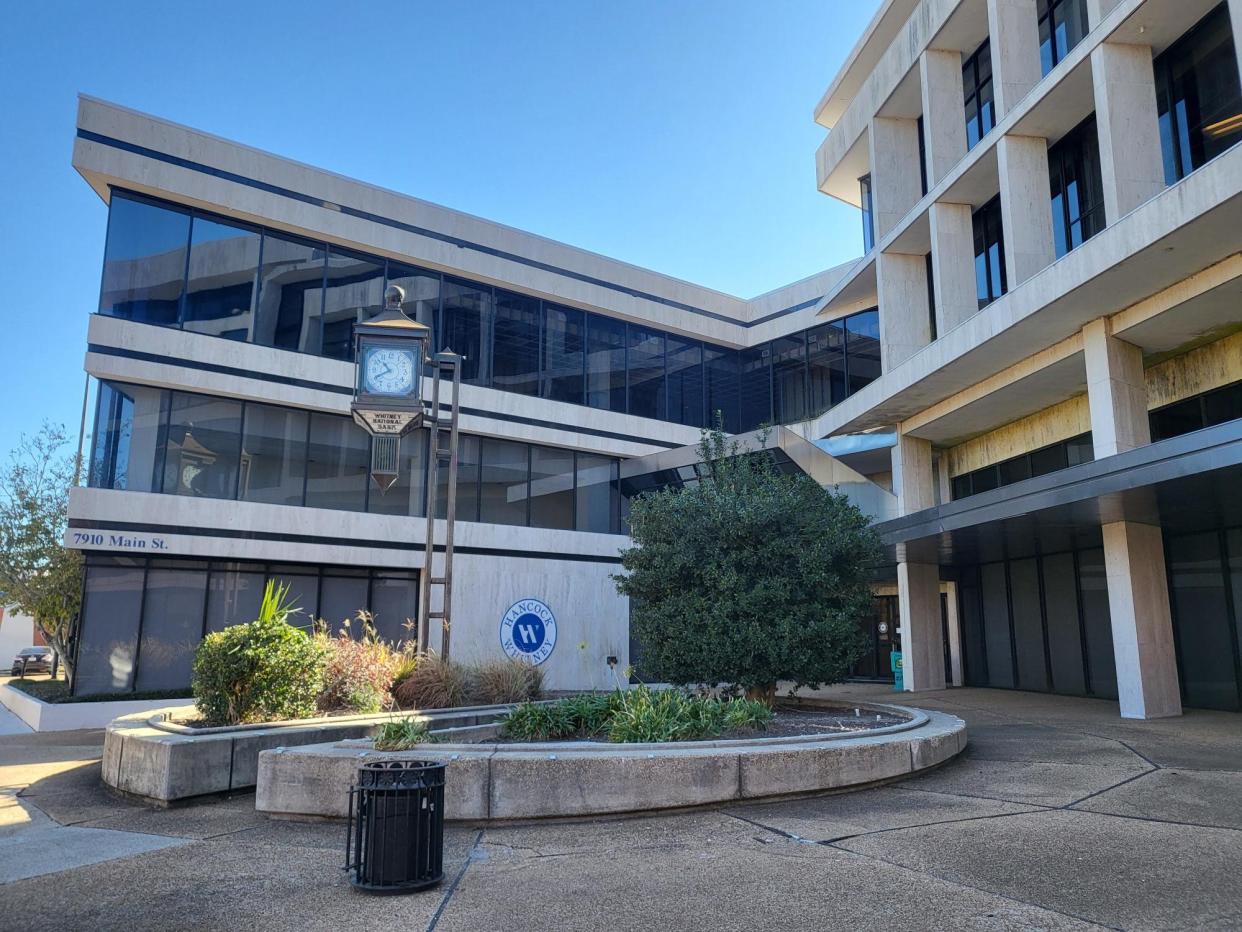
[0,683,194,733]
[255,705,967,822]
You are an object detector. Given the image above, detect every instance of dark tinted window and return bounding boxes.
[807,321,846,412]
[1050,116,1107,258]
[772,333,808,423]
[972,196,1007,308]
[305,413,369,512]
[1038,0,1089,76]
[75,560,145,694]
[1041,552,1087,694]
[739,344,772,431]
[585,314,627,413]
[321,249,385,361]
[320,572,370,633]
[385,263,440,337]
[90,382,166,493]
[1156,3,1242,184]
[1168,531,1239,709]
[529,445,574,530]
[253,232,324,353]
[239,403,307,507]
[1009,558,1049,691]
[439,279,493,386]
[135,566,207,691]
[492,290,542,397]
[845,310,882,394]
[981,561,1015,687]
[963,41,996,150]
[704,346,740,433]
[859,174,875,251]
[162,393,242,500]
[205,565,265,633]
[479,438,529,526]
[182,215,260,340]
[99,195,190,325]
[575,453,619,533]
[666,336,704,428]
[437,436,480,522]
[1078,547,1117,698]
[1150,396,1205,440]
[627,325,666,420]
[541,304,586,404]
[370,573,417,644]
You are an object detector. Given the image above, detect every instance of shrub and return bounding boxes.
[392,651,470,710]
[192,581,328,726]
[498,688,771,743]
[472,657,544,705]
[615,426,881,702]
[315,613,401,715]
[373,717,433,751]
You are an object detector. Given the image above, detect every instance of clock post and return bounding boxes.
[352,285,465,658]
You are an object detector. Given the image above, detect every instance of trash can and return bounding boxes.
[346,759,445,894]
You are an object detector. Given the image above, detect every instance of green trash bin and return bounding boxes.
[890,651,904,691]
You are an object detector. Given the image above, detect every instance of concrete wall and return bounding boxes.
[947,394,1090,476]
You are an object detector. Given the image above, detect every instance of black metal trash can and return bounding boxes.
[346,760,445,894]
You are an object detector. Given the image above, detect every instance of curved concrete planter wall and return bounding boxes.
[256,705,966,822]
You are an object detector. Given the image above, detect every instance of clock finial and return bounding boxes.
[384,284,405,311]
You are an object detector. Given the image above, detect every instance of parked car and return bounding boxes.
[10,647,53,676]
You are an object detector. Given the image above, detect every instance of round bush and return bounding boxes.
[192,614,328,726]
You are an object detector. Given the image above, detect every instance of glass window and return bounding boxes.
[585,314,627,413]
[963,40,996,151]
[542,304,585,404]
[135,565,207,691]
[627,325,666,420]
[917,115,929,196]
[576,453,619,533]
[479,438,529,526]
[320,572,370,634]
[951,474,972,500]
[971,465,1000,494]
[1077,547,1117,698]
[1204,380,1242,427]
[384,262,440,351]
[305,413,369,512]
[1050,116,1106,258]
[666,336,704,428]
[492,290,542,397]
[74,559,145,695]
[739,344,772,431]
[1155,4,1242,185]
[1029,442,1069,477]
[1038,0,1089,76]
[437,435,480,521]
[999,454,1033,486]
[205,564,265,633]
[440,278,493,386]
[99,194,190,326]
[321,249,385,361]
[807,321,846,414]
[529,445,575,530]
[1065,432,1095,466]
[958,571,989,685]
[1041,552,1087,695]
[1168,531,1239,709]
[370,573,417,645]
[981,562,1015,687]
[239,403,307,507]
[253,232,325,354]
[972,196,1007,309]
[267,567,319,625]
[704,346,740,433]
[368,431,427,518]
[161,393,243,500]
[1224,529,1242,702]
[182,215,260,341]
[90,382,166,493]
[845,310,882,394]
[771,333,808,424]
[859,174,875,251]
[1009,558,1049,691]
[1150,396,1205,440]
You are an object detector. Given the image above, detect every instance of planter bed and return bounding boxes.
[256,701,967,823]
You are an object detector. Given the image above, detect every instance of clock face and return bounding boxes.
[363,346,416,396]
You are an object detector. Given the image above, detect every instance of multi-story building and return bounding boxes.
[815,0,1242,717]
[67,0,1242,717]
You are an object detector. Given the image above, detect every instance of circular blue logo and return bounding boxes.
[500,599,557,665]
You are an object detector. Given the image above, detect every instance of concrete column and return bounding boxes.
[928,202,978,333]
[986,0,1044,116]
[892,432,935,515]
[1102,519,1182,719]
[997,134,1055,287]
[1230,0,1242,81]
[1091,42,1165,222]
[1085,0,1123,25]
[877,253,932,371]
[1083,317,1150,458]
[920,49,968,186]
[899,561,947,692]
[869,117,924,240]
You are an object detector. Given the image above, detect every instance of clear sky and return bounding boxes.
[0,0,879,459]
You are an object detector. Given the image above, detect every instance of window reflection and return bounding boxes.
[99,195,189,325]
[321,249,385,361]
[161,393,243,500]
[182,216,260,341]
[254,233,325,354]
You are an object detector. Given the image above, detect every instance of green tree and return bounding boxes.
[0,423,83,680]
[615,426,881,704]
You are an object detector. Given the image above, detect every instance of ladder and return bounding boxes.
[417,351,463,661]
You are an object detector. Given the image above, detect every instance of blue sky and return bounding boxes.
[0,0,878,459]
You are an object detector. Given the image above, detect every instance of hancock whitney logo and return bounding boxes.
[499,598,557,665]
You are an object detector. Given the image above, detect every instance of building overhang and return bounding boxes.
[873,419,1242,567]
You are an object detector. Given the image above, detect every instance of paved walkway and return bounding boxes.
[0,686,1240,930]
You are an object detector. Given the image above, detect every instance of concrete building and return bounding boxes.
[66,0,1241,716]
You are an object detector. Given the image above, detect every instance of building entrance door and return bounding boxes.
[850,595,898,681]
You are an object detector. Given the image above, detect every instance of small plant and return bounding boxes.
[392,651,470,710]
[373,717,433,751]
[315,611,401,714]
[472,657,544,705]
[192,581,328,726]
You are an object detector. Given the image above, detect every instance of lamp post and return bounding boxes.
[352,285,462,656]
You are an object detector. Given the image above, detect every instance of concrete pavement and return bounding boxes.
[0,685,1239,930]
